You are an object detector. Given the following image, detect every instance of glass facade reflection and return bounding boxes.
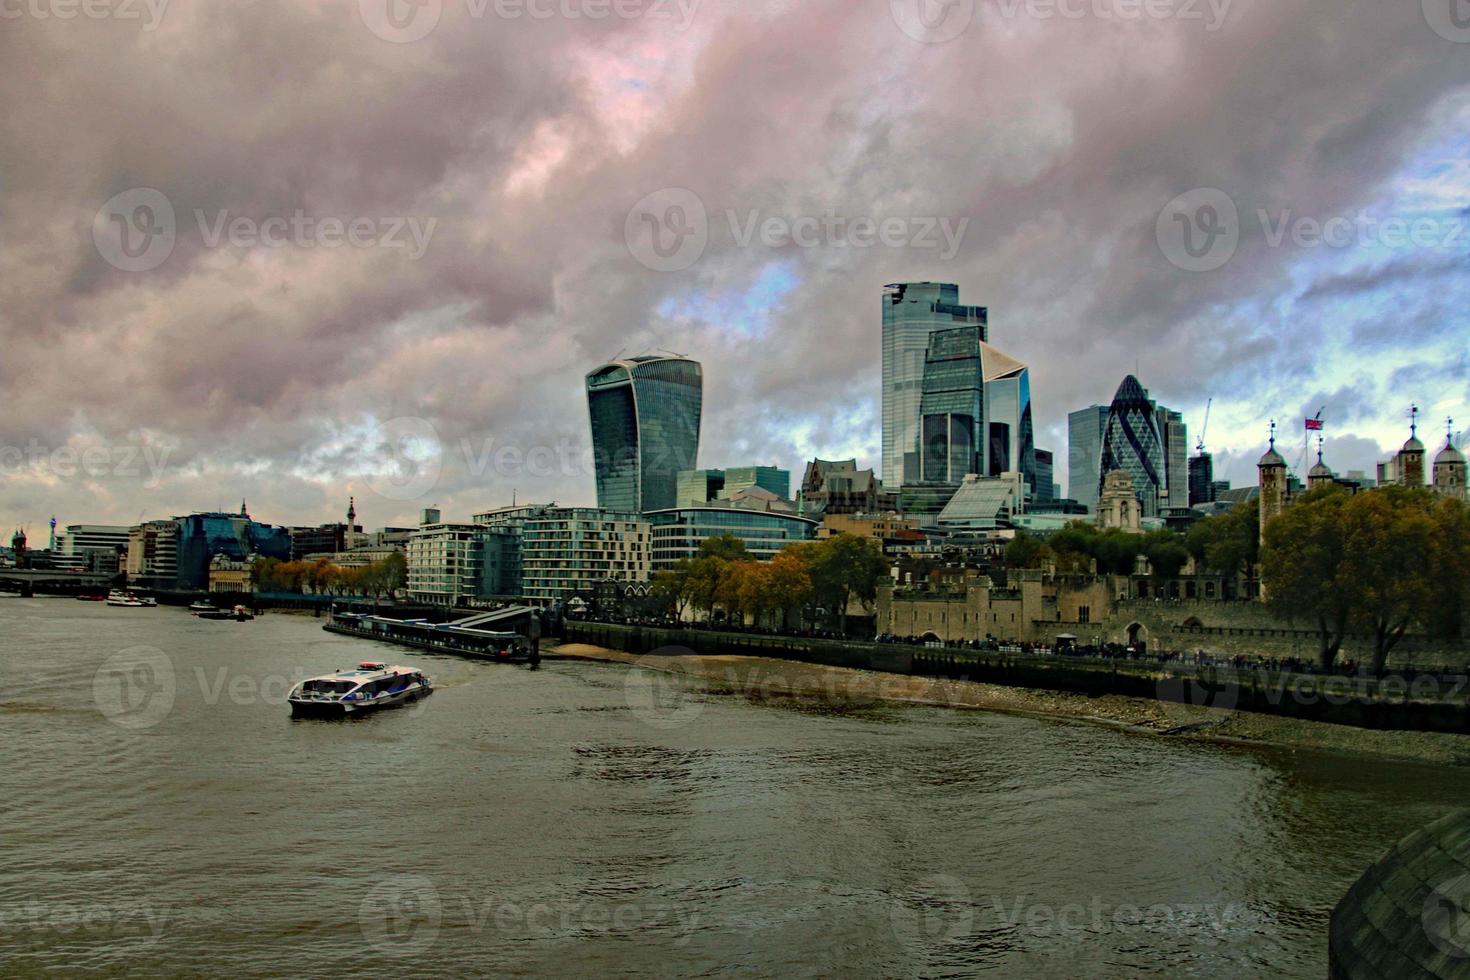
[586,355,703,514]
[1067,405,1109,513]
[645,507,817,569]
[882,283,987,487]
[918,326,983,484]
[1099,375,1165,517]
[174,512,290,589]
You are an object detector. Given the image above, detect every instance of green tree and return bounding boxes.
[381,551,407,596]
[1263,485,1460,673]
[808,533,889,634]
[651,558,695,620]
[1141,530,1189,579]
[1261,486,1353,668]
[1005,532,1052,569]
[1426,496,1470,642]
[1340,486,1439,673]
[1186,503,1259,578]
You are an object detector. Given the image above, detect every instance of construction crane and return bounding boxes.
[1195,398,1212,454]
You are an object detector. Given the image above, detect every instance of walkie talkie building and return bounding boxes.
[586,354,703,514]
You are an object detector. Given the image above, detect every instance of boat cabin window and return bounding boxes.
[303,679,354,695]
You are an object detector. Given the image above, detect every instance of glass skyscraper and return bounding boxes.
[906,326,1039,499]
[1067,405,1109,513]
[1099,376,1166,518]
[979,341,1036,494]
[918,325,983,484]
[1158,407,1189,510]
[586,354,703,513]
[881,283,987,487]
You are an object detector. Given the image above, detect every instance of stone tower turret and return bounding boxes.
[1434,418,1466,502]
[1397,404,1426,487]
[1258,420,1289,542]
[1307,436,1335,491]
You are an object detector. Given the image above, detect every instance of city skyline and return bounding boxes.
[1,3,1467,534]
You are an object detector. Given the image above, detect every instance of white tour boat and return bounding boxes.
[288,662,432,718]
[106,590,146,607]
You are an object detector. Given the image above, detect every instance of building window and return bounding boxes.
[1078,605,1090,624]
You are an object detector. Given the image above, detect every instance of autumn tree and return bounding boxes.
[807,533,889,634]
[1263,485,1466,673]
[1261,485,1354,668]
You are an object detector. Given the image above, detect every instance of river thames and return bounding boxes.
[2,597,1465,977]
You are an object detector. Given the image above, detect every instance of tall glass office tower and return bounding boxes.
[1067,405,1109,513]
[979,341,1035,493]
[882,283,987,487]
[1099,375,1165,517]
[918,326,983,484]
[586,354,703,513]
[909,327,1038,497]
[1157,407,1189,510]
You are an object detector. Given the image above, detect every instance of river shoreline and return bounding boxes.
[548,642,1470,767]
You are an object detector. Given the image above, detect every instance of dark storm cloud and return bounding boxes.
[0,0,1466,528]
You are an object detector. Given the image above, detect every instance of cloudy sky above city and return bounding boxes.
[1,0,1467,532]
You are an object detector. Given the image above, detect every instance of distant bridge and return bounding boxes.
[0,569,115,597]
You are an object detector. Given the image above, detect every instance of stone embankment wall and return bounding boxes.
[1103,599,1467,666]
[564,622,1470,734]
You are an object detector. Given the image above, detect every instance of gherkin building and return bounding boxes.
[1099,375,1165,517]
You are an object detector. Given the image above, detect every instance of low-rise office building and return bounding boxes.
[645,506,817,569]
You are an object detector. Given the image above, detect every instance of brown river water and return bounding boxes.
[1,597,1466,977]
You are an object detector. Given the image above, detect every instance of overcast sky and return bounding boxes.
[1,0,1467,535]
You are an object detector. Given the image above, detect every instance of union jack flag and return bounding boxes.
[1305,418,1324,431]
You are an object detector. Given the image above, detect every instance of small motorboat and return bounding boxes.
[288,663,433,718]
[188,601,216,614]
[195,604,255,622]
